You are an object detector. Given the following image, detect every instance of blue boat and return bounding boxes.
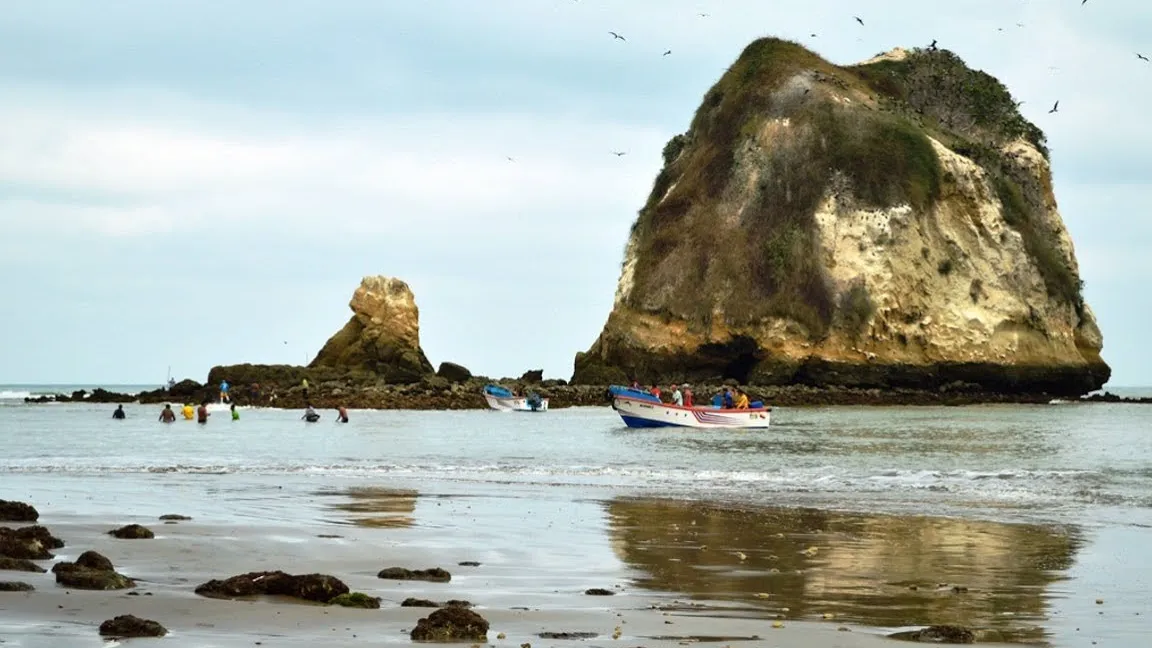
[483,384,548,412]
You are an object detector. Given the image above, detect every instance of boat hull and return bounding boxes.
[613,396,770,429]
[484,394,549,412]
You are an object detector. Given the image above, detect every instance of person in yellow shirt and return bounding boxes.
[734,389,750,410]
[181,403,194,420]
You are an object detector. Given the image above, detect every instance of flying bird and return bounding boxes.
[506,156,515,162]
[1138,53,1150,62]
[609,31,625,41]
[1048,100,1059,114]
[854,16,864,26]
[1082,0,1088,5]
[698,13,709,17]
[663,49,672,56]
[611,151,627,156]
[810,33,817,38]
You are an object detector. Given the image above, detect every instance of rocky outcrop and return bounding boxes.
[99,615,168,638]
[195,571,349,603]
[0,501,38,522]
[0,581,34,592]
[0,525,63,560]
[572,39,1109,396]
[109,524,154,539]
[329,592,382,608]
[410,607,490,641]
[377,566,451,582]
[437,362,473,383]
[0,556,45,572]
[310,276,434,383]
[53,551,135,590]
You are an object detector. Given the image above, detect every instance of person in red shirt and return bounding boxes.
[649,385,662,400]
[683,384,694,408]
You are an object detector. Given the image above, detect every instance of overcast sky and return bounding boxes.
[1,0,1148,386]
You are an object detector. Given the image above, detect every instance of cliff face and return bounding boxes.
[310,275,433,383]
[573,40,1109,395]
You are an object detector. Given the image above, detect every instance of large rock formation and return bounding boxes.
[310,276,433,383]
[573,39,1109,395]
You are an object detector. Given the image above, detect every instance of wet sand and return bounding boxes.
[0,480,1132,646]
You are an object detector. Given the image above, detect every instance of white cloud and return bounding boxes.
[0,98,666,238]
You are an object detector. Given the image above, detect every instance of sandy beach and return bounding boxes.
[2,493,1021,648]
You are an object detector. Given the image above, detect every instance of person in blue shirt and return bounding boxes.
[722,388,735,409]
[220,380,230,403]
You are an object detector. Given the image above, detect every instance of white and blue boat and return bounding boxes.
[483,384,549,412]
[609,385,771,429]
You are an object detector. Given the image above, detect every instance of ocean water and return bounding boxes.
[0,384,160,401]
[2,399,1152,645]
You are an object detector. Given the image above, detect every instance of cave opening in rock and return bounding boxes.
[698,336,761,384]
[723,352,759,384]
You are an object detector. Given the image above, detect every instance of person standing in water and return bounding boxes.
[230,403,240,421]
[197,402,210,424]
[112,404,126,419]
[181,403,194,420]
[159,404,176,423]
[220,379,230,404]
[336,405,349,423]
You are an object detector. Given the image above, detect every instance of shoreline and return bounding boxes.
[2,482,1090,647]
[17,381,1151,410]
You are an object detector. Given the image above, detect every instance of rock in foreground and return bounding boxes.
[0,581,34,592]
[53,551,135,590]
[109,524,154,539]
[0,500,38,522]
[0,556,46,573]
[329,592,382,608]
[572,38,1108,397]
[309,275,434,383]
[889,625,976,643]
[410,607,490,641]
[378,566,451,582]
[195,571,349,603]
[0,525,62,560]
[99,615,168,638]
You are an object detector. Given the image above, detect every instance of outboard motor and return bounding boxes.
[527,392,543,411]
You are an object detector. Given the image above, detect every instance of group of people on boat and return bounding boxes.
[630,381,753,409]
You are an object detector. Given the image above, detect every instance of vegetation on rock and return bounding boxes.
[109,524,154,539]
[409,607,490,641]
[377,566,451,582]
[628,38,944,336]
[195,571,350,603]
[98,615,168,638]
[329,592,382,609]
[0,500,38,522]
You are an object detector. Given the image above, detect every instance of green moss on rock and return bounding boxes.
[329,592,382,609]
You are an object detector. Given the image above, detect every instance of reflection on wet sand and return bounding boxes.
[315,486,418,528]
[607,498,1081,644]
